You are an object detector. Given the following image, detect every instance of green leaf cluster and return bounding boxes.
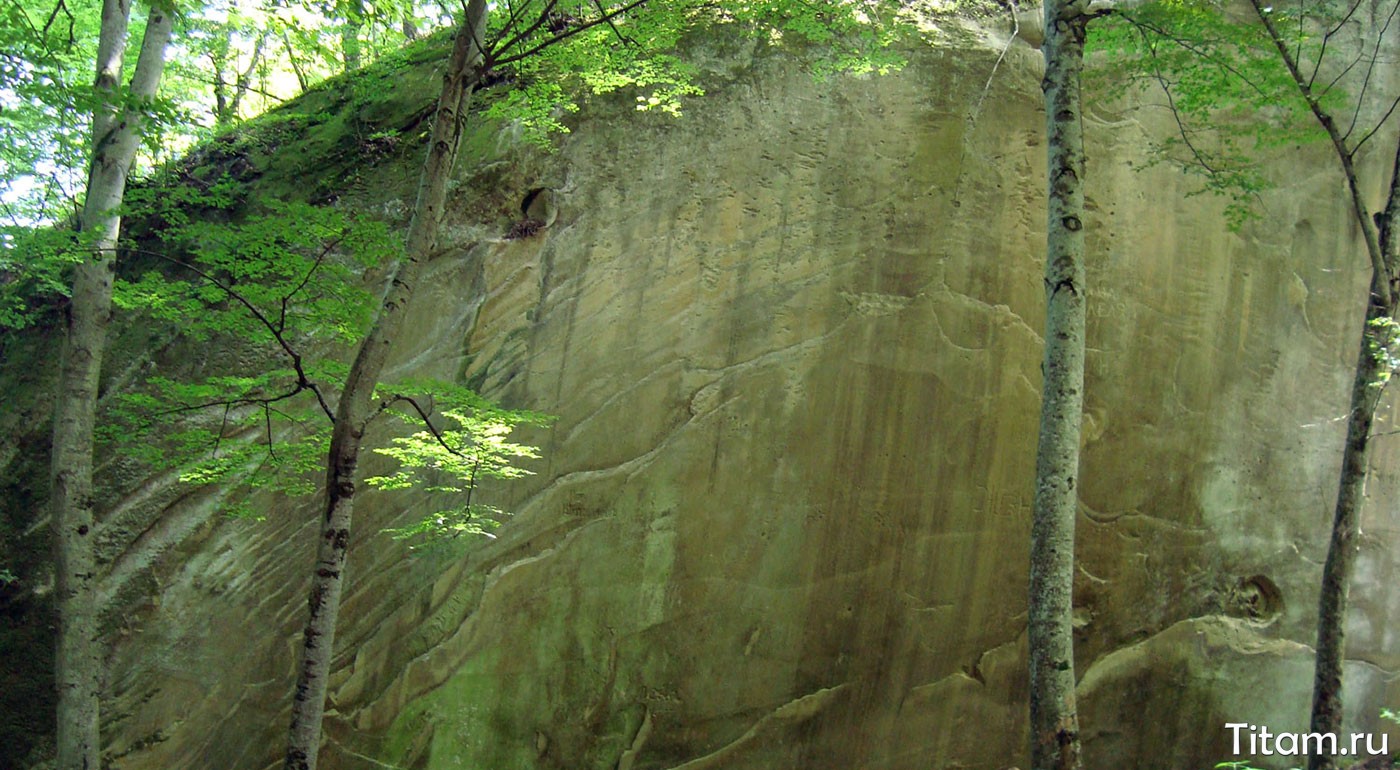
[1367,315,1400,387]
[113,197,394,343]
[369,381,554,545]
[1089,0,1326,228]
[95,198,396,517]
[473,0,907,147]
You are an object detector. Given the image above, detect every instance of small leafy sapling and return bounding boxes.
[367,381,554,546]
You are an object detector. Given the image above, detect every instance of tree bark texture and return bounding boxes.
[282,2,488,768]
[1307,138,1400,770]
[52,4,172,768]
[1029,1,1088,769]
[1244,3,1400,766]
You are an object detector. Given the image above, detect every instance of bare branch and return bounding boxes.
[1308,0,1363,91]
[592,0,637,44]
[1135,30,1229,180]
[215,402,232,457]
[279,235,344,335]
[146,381,311,421]
[41,0,75,47]
[263,404,277,461]
[1319,45,1366,101]
[1353,93,1400,156]
[969,0,1017,125]
[1342,0,1400,142]
[490,0,560,63]
[494,0,535,52]
[1249,0,1392,303]
[228,29,270,119]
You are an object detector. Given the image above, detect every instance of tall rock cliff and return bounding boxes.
[8,16,1400,770]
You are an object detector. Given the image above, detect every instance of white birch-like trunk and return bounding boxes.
[282,3,488,768]
[1028,0,1088,768]
[52,3,172,767]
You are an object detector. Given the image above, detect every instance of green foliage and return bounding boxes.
[99,192,552,539]
[100,370,336,521]
[0,226,83,329]
[1368,315,1400,387]
[472,0,907,147]
[99,197,394,517]
[731,0,907,79]
[0,568,15,586]
[370,381,553,545]
[0,0,104,223]
[113,197,393,341]
[1089,0,1326,228]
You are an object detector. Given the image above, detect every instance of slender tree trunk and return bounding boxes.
[339,0,365,72]
[1308,282,1390,770]
[212,60,230,126]
[52,4,172,768]
[1244,4,1400,766]
[1307,139,1400,770]
[227,30,269,126]
[1029,0,1089,768]
[282,3,488,768]
[282,29,311,92]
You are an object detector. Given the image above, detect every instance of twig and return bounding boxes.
[114,245,339,422]
[380,392,468,458]
[1250,0,1392,305]
[968,0,1017,128]
[1341,0,1400,143]
[491,0,652,69]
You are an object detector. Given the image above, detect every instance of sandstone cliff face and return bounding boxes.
[64,21,1400,770]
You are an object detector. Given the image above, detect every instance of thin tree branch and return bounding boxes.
[380,393,469,458]
[495,0,534,49]
[263,403,277,460]
[279,236,344,335]
[968,0,1016,127]
[1250,0,1391,304]
[1126,23,1225,178]
[490,0,560,63]
[592,0,637,44]
[1342,0,1400,142]
[1308,0,1363,91]
[146,381,311,421]
[113,246,339,422]
[215,402,232,456]
[40,0,74,46]
[1120,14,1274,100]
[1319,45,1366,101]
[491,0,652,69]
[1353,93,1400,156]
[280,29,311,91]
[229,29,271,120]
